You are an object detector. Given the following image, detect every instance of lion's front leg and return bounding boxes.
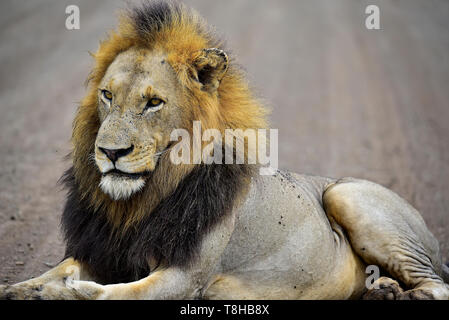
[73,214,238,300]
[0,211,237,300]
[71,268,197,300]
[0,257,97,300]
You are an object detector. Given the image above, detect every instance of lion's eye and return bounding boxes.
[149,98,162,106]
[101,90,113,102]
[143,98,164,113]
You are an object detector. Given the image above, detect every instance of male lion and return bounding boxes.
[1,1,448,300]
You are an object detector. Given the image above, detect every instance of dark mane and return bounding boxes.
[130,0,180,35]
[126,0,215,47]
[61,162,253,284]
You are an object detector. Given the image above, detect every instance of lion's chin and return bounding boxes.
[99,174,146,201]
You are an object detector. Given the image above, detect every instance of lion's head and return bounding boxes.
[94,45,233,200]
[70,1,267,227]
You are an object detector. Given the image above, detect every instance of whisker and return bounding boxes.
[154,146,173,156]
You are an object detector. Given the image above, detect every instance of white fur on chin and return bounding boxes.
[99,174,146,200]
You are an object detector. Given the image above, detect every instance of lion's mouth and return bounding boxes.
[103,169,151,180]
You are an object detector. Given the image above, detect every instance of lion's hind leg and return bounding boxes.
[323,178,449,300]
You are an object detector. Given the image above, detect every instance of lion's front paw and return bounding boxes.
[0,280,80,300]
[0,279,105,300]
[0,283,45,300]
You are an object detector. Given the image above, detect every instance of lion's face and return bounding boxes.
[95,48,185,200]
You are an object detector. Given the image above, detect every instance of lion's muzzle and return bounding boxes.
[95,144,153,200]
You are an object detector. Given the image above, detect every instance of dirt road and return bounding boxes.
[0,0,448,284]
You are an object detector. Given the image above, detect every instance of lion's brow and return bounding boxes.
[145,85,153,98]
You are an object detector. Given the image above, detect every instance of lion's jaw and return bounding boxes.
[99,173,146,201]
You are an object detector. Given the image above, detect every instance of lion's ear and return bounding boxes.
[192,48,228,92]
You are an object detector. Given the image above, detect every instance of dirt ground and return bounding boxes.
[0,0,448,285]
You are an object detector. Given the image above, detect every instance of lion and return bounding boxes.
[1,1,448,300]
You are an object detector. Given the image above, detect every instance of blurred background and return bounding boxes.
[0,0,448,284]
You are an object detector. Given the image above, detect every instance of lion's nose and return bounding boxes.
[99,145,134,163]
